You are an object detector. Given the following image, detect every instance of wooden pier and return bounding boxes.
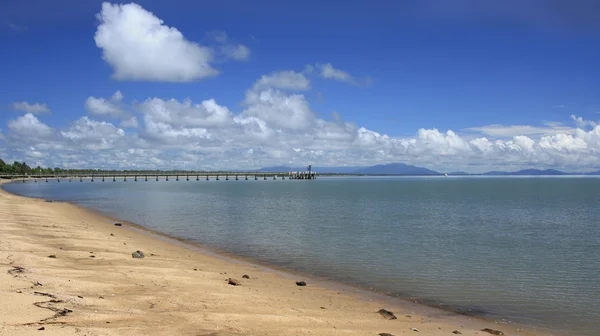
[0,171,317,183]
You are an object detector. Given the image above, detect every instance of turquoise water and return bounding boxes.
[4,176,600,335]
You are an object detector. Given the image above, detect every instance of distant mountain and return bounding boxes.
[448,171,469,175]
[352,163,440,175]
[257,165,598,176]
[483,169,568,176]
[256,166,361,173]
[316,167,362,174]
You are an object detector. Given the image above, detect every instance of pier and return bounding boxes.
[0,171,316,183]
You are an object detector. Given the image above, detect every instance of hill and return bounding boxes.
[352,163,440,175]
[483,169,568,176]
[448,171,469,175]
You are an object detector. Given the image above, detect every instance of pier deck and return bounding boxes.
[0,171,316,182]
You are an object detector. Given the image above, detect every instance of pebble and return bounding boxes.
[228,278,241,286]
[295,281,307,286]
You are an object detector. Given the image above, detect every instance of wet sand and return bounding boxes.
[0,179,549,336]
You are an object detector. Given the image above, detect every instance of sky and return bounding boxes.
[0,0,599,173]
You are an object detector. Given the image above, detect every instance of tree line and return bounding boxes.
[0,158,57,175]
[0,157,268,176]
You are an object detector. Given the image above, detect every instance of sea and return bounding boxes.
[3,176,600,335]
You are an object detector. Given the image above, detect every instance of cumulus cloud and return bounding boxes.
[85,91,138,128]
[11,101,51,114]
[120,117,139,129]
[94,2,218,82]
[7,113,54,139]
[3,69,600,172]
[85,91,126,118]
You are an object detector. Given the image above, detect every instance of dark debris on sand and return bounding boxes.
[227,278,241,286]
[377,309,397,320]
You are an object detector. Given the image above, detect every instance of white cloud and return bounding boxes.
[242,89,315,130]
[251,71,310,92]
[316,63,356,84]
[221,44,250,61]
[7,113,54,139]
[94,2,218,82]
[61,117,124,143]
[11,101,51,115]
[571,114,598,128]
[120,116,139,129]
[465,124,575,138]
[85,91,139,128]
[208,31,251,61]
[85,91,126,118]
[3,69,600,173]
[312,63,373,87]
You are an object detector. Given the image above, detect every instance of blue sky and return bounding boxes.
[1,0,599,172]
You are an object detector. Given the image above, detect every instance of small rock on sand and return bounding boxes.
[38,326,45,330]
[377,309,397,320]
[47,255,57,259]
[452,331,462,334]
[481,328,504,335]
[379,333,394,336]
[228,278,241,286]
[295,281,307,286]
[132,250,145,259]
[242,274,250,279]
[114,223,122,226]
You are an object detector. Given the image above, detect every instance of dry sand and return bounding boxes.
[0,180,549,336]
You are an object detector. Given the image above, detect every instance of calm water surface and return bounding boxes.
[4,176,600,335]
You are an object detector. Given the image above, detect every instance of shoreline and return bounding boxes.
[0,179,558,336]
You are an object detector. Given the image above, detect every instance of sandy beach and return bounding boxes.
[0,180,547,336]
